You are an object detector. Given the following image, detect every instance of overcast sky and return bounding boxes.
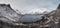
[0,0,60,14]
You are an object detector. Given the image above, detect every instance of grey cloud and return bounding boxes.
[0,0,60,14]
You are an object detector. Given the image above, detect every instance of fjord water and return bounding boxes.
[20,14,43,23]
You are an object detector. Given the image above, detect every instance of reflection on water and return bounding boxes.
[20,14,43,22]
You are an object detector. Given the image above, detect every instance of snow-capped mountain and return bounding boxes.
[21,8,52,14]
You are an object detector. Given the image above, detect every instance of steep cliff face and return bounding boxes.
[0,4,21,23]
[57,4,60,9]
[0,4,22,28]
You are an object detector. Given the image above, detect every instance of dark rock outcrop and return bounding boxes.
[0,4,22,28]
[57,4,60,9]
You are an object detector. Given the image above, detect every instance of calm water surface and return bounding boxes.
[20,14,43,22]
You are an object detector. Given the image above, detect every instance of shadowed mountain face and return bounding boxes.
[0,4,21,23]
[57,4,60,9]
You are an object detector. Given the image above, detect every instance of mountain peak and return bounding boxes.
[57,4,60,9]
